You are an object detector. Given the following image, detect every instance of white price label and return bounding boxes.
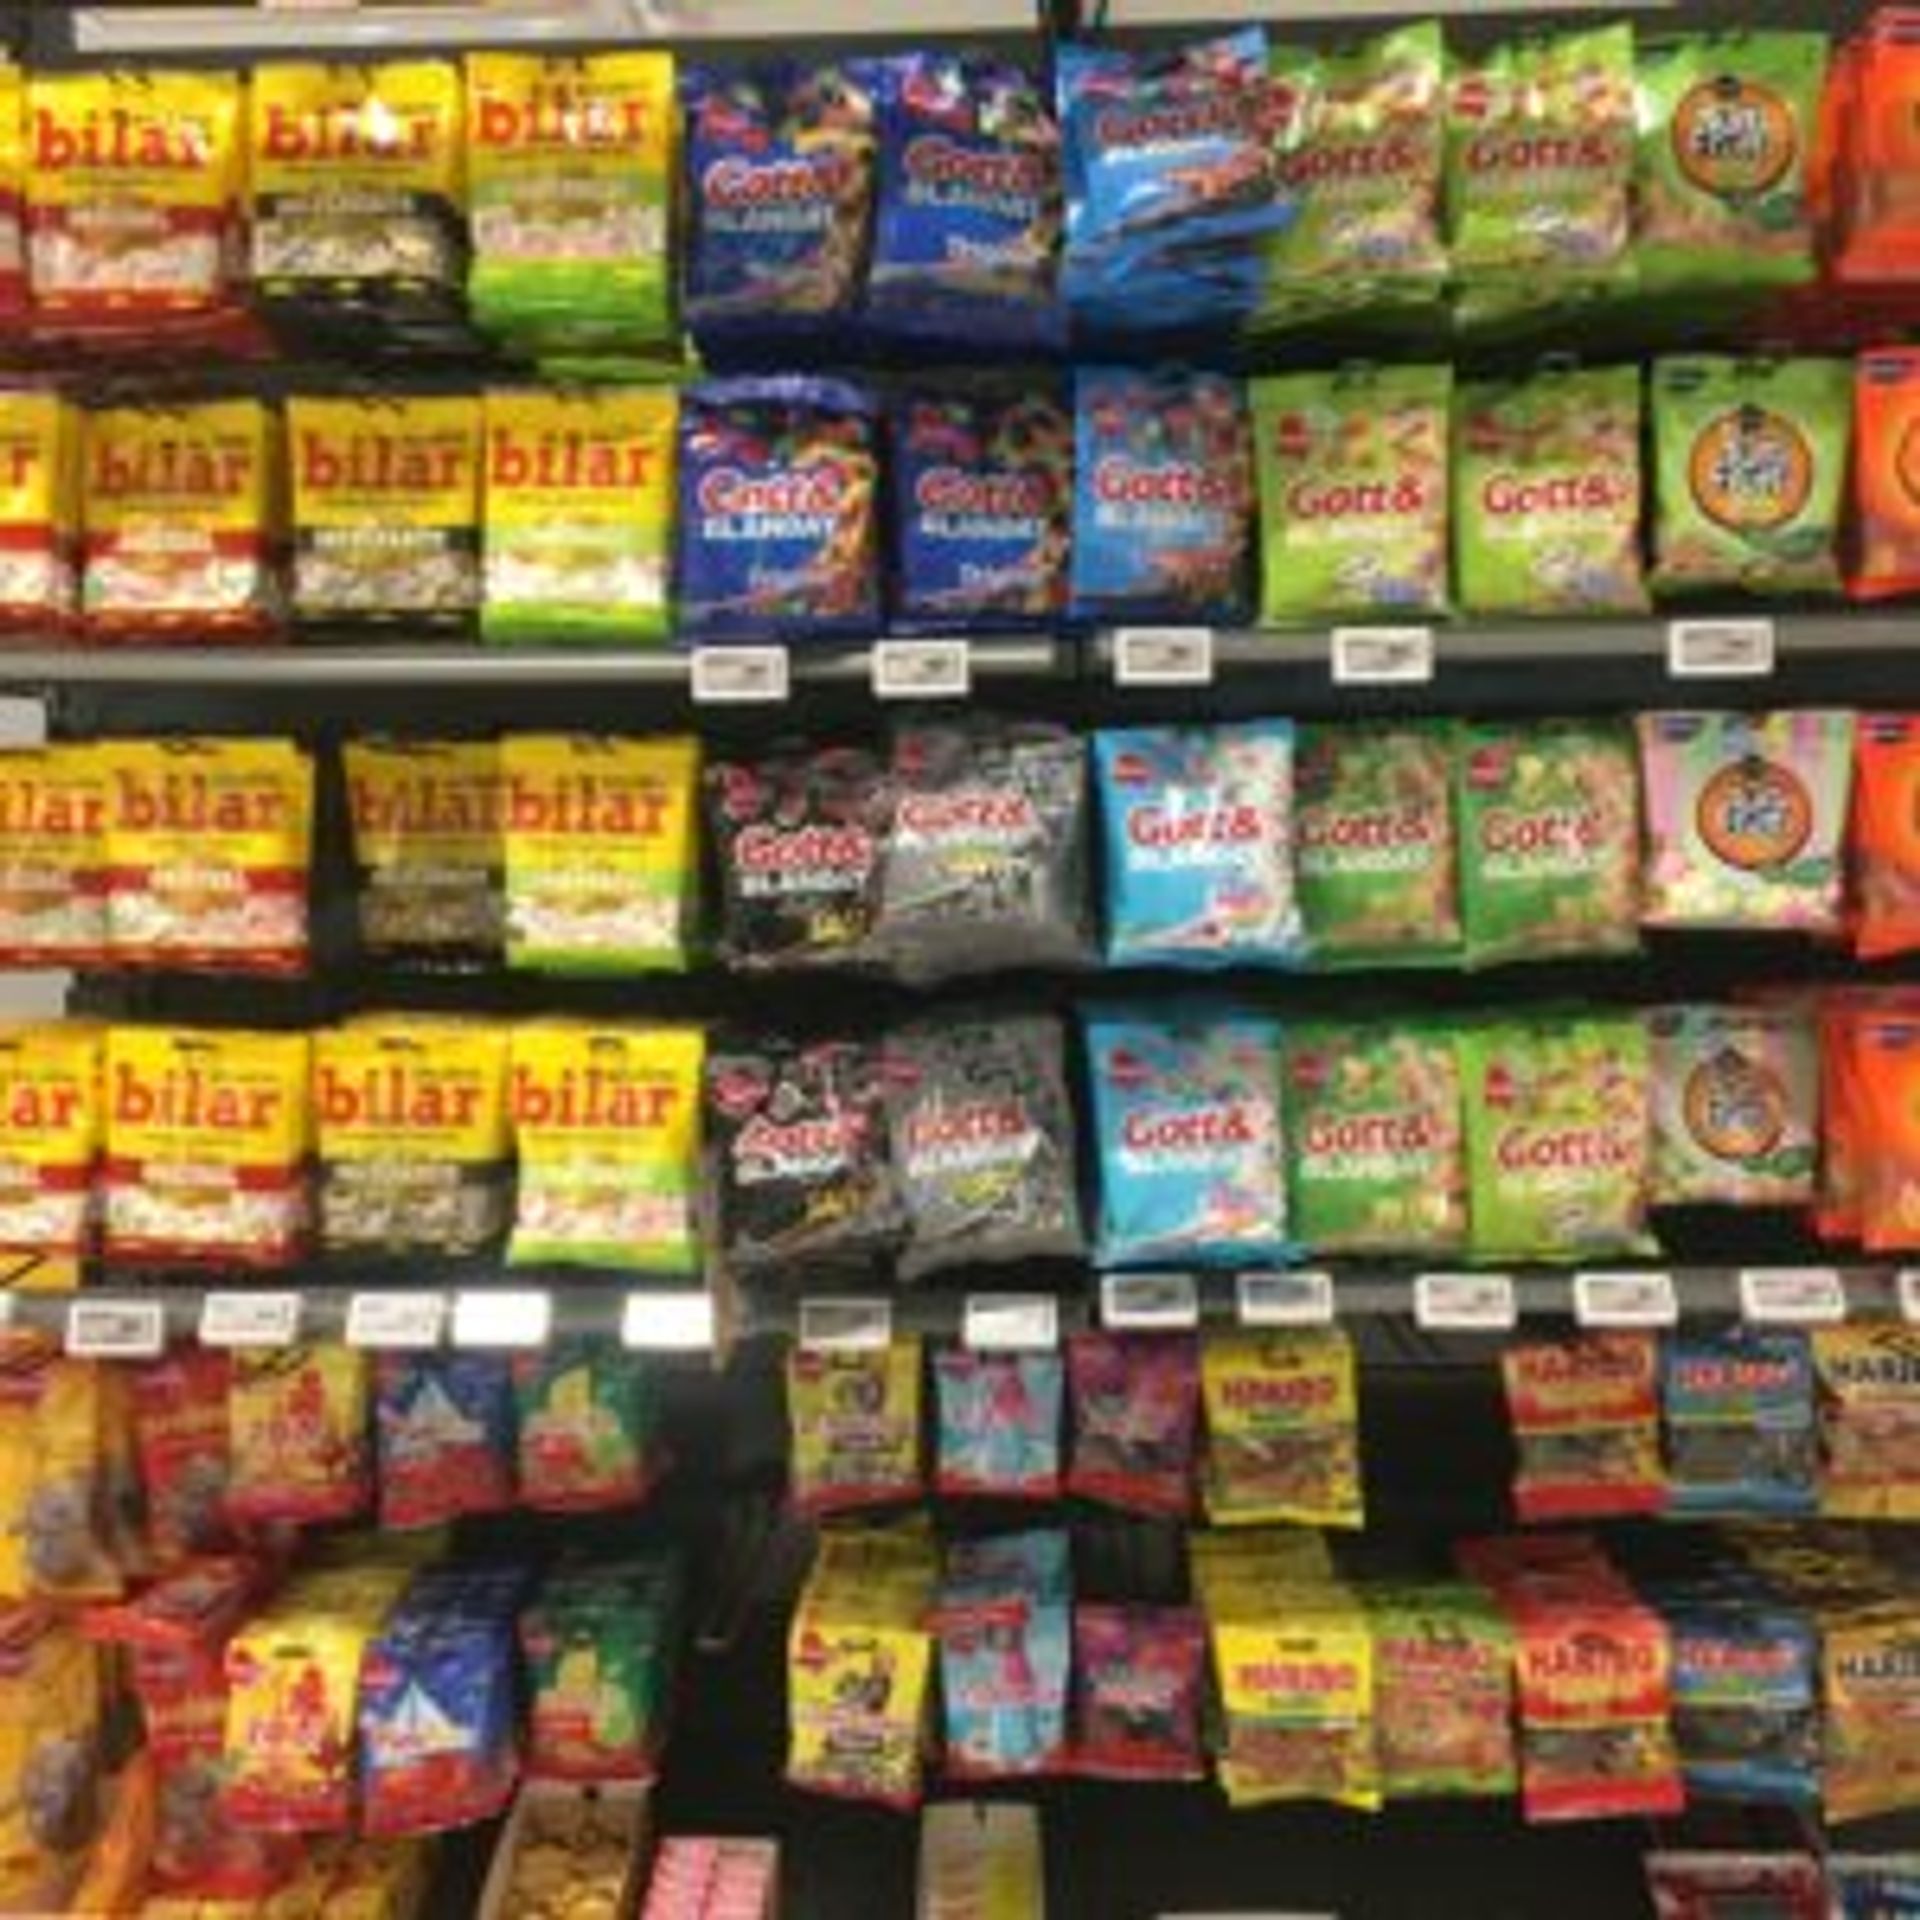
[452,1290,552,1349]
[345,1291,446,1351]
[621,1291,717,1353]
[1332,625,1434,685]
[1415,1272,1517,1333]
[690,645,790,706]
[1667,617,1776,679]
[1900,1271,1920,1326]
[799,1296,894,1353]
[1237,1271,1335,1328]
[65,1299,165,1359]
[872,638,970,701]
[0,1291,13,1329]
[963,1295,1060,1353]
[1574,1271,1679,1330]
[1102,1272,1200,1331]
[1113,627,1215,687]
[1740,1267,1847,1325]
[198,1292,302,1349]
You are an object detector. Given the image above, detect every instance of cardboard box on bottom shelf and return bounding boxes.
[641,1836,780,1919]
[479,1782,652,1920]
[918,1803,1045,1920]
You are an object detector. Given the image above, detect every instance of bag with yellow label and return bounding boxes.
[0,1338,120,1602]
[0,64,24,316]
[0,746,104,965]
[0,391,78,631]
[1201,1331,1364,1530]
[0,1604,101,1912]
[0,1022,100,1255]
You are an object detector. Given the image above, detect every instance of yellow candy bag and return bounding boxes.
[788,1339,925,1515]
[0,1604,101,1911]
[1816,1325,1920,1521]
[1202,1331,1364,1530]
[0,745,103,964]
[1823,1599,1920,1824]
[0,1337,119,1601]
[0,1022,101,1255]
[0,64,24,315]
[0,391,78,631]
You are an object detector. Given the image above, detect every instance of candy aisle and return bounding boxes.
[17,1,1920,1917]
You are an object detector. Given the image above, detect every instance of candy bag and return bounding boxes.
[126,1348,231,1563]
[1456,719,1642,967]
[0,1608,100,1911]
[0,70,23,320]
[1284,1022,1466,1256]
[1295,721,1458,966]
[1822,1601,1920,1825]
[1636,33,1828,297]
[514,1341,663,1512]
[937,1532,1071,1782]
[934,1350,1062,1502]
[1647,1004,1818,1206]
[889,391,1071,631]
[707,1037,898,1277]
[1368,1583,1516,1798]
[1853,1008,1920,1252]
[1855,348,1920,601]
[1651,357,1849,598]
[1646,1853,1826,1920]
[0,392,78,634]
[1830,1857,1920,1917]
[876,719,1091,984]
[1855,714,1920,961]
[0,1022,101,1257]
[1066,1332,1198,1520]
[1202,1330,1362,1529]
[1069,367,1254,625]
[0,1341,119,1602]
[1458,1017,1652,1263]
[1502,1333,1667,1523]
[676,377,881,643]
[1453,367,1647,616]
[787,1340,923,1516]
[1251,365,1451,623]
[1663,1329,1817,1517]
[374,1352,516,1531]
[1095,721,1300,970]
[1084,1008,1290,1269]
[1071,1604,1207,1782]
[1816,1325,1920,1520]
[885,1014,1084,1281]
[224,1345,370,1528]
[1638,710,1854,932]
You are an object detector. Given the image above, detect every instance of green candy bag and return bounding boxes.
[1454,366,1648,617]
[1295,721,1460,966]
[1458,1015,1653,1263]
[1252,366,1452,625]
[1650,357,1850,598]
[1457,719,1643,968]
[1636,33,1828,297]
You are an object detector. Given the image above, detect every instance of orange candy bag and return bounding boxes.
[1852,350,1920,600]
[1834,13,1920,286]
[1854,715,1920,958]
[1851,1006,1920,1250]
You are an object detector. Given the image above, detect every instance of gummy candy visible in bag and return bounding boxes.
[889,391,1071,632]
[1852,350,1920,602]
[1453,367,1647,616]
[1456,718,1641,967]
[885,1014,1084,1279]
[1502,1333,1667,1524]
[1095,721,1300,970]
[1650,358,1850,598]
[126,1348,231,1564]
[934,1350,1062,1501]
[787,1340,924,1516]
[374,1352,515,1531]
[1647,1004,1817,1207]
[1202,1330,1362,1529]
[0,1341,120,1603]
[1646,1851,1826,1920]
[1857,715,1920,961]
[1663,1329,1816,1518]
[1070,367,1254,625]
[705,744,887,971]
[0,1607,102,1910]
[0,1022,101,1257]
[1066,1331,1198,1520]
[1251,365,1451,624]
[224,1346,371,1528]
[1637,710,1854,932]
[0,392,78,635]
[1284,1022,1466,1257]
[1368,1583,1516,1799]
[1636,34,1828,297]
[1072,1604,1207,1782]
[676,377,881,644]
[1458,1016,1652,1263]
[514,1340,663,1512]
[1084,1008,1290,1270]
[1815,1324,1920,1520]
[1295,722,1458,967]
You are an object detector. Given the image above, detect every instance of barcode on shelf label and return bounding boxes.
[1573,1271,1678,1330]
[621,1291,717,1353]
[452,1290,552,1349]
[1666,618,1776,679]
[66,1299,165,1359]
[1237,1271,1335,1328]
[690,645,790,705]
[199,1292,302,1349]
[1415,1272,1516,1332]
[963,1295,1060,1353]
[345,1291,445,1351]
[872,638,971,701]
[799,1297,894,1353]
[1332,625,1434,685]
[1102,1271,1199,1331]
[1113,627,1215,687]
[1739,1267,1847,1326]
[1900,1271,1920,1326]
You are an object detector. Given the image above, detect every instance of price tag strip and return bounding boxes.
[345,1291,447,1351]
[1666,617,1776,680]
[1901,1271,1920,1326]
[451,1289,553,1350]
[1332,625,1434,686]
[1113,627,1215,687]
[872,638,971,701]
[1740,1267,1848,1326]
[1573,1271,1678,1331]
[199,1291,303,1349]
[963,1295,1060,1353]
[1237,1271,1335,1328]
[798,1296,894,1353]
[1101,1271,1200,1331]
[690,645,791,706]
[66,1298,166,1359]
[621,1291,718,1353]
[1415,1272,1517,1333]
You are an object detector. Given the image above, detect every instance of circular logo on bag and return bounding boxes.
[1672,77,1797,197]
[1697,757,1812,870]
[1689,406,1813,533]
[1684,1048,1784,1163]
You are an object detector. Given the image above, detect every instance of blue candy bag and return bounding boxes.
[375,1352,518,1531]
[1831,1858,1920,1916]
[1095,721,1301,967]
[676,376,881,642]
[1662,1329,1817,1517]
[935,1349,1063,1500]
[1070,367,1255,623]
[938,1529,1072,1780]
[1085,1006,1291,1269]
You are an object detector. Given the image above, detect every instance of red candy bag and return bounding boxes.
[1501,1333,1668,1524]
[128,1348,233,1564]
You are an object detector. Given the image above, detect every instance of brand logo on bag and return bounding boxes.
[33,105,216,171]
[1673,77,1796,196]
[316,1064,485,1132]
[904,1098,1028,1163]
[113,1062,284,1130]
[1119,1102,1262,1155]
[895,789,1037,840]
[111,769,291,834]
[903,136,1048,199]
[703,150,850,209]
[1494,1124,1636,1173]
[1462,129,1624,176]
[0,770,101,839]
[259,100,443,165]
[473,85,652,151]
[1126,802,1262,850]
[1690,406,1812,533]
[488,429,656,492]
[1286,475,1430,519]
[299,431,468,496]
[914,467,1051,519]
[1094,90,1291,153]
[1301,1109,1439,1164]
[699,467,850,518]
[510,1067,678,1129]
[1282,136,1419,188]
[90,435,255,501]
[1093,457,1237,509]
[1480,469,1633,518]
[1696,757,1811,870]
[733,822,873,876]
[1477,806,1607,860]
[733,1112,861,1178]
[1684,1049,1784,1161]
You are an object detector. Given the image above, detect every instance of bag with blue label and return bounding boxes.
[1662,1328,1817,1517]
[935,1350,1063,1502]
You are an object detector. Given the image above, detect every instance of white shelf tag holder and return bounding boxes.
[621,1291,717,1353]
[345,1291,447,1351]
[1237,1271,1335,1328]
[1573,1271,1679,1331]
[798,1297,894,1353]
[1332,625,1434,685]
[1667,618,1776,679]
[1102,1272,1200,1332]
[1113,627,1215,687]
[1415,1272,1517,1333]
[690,645,791,706]
[451,1290,553,1350]
[66,1298,166,1359]
[962,1295,1060,1353]
[1739,1267,1848,1326]
[1900,1271,1920,1326]
[872,638,971,701]
[199,1291,302,1349]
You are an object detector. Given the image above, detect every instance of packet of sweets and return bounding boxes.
[1647,1004,1817,1207]
[1855,715,1920,961]
[1855,348,1920,600]
[1066,1331,1198,1520]
[1369,1582,1516,1799]
[515,1340,663,1512]
[1646,1853,1826,1920]
[1072,1603,1207,1782]
[1458,1016,1652,1263]
[0,1341,119,1602]
[1850,1007,1920,1252]
[224,1346,371,1528]
[934,1350,1061,1502]
[1829,1857,1920,1917]
[1251,365,1451,623]
[1284,1022,1465,1257]
[1833,18,1920,286]
[126,1348,231,1563]
[1095,721,1301,970]
[1650,357,1849,598]
[1663,1329,1816,1517]
[1816,1325,1920,1519]
[1638,710,1854,932]
[1502,1332,1667,1523]
[0,391,78,635]
[0,1022,101,1257]
[787,1340,923,1516]
[374,1352,514,1531]
[1202,1330,1362,1530]
[1823,1600,1920,1825]
[937,1530,1071,1781]
[1295,721,1458,966]
[1456,718,1641,967]
[1453,366,1647,616]
[0,68,22,320]
[1084,1008,1290,1270]
[1636,34,1828,296]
